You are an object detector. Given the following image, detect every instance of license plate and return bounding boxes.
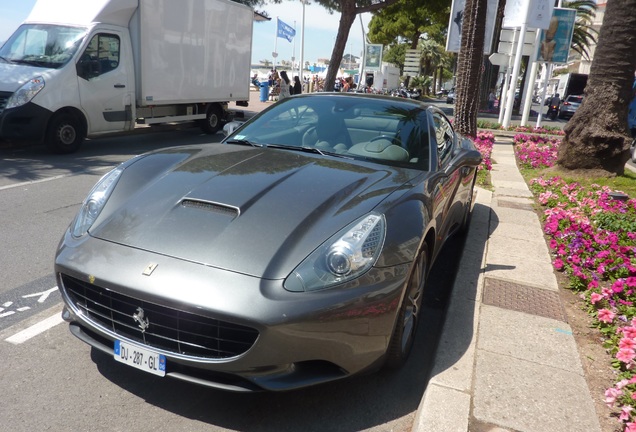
[114,340,166,377]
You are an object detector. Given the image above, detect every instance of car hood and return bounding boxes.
[0,63,52,92]
[91,144,420,279]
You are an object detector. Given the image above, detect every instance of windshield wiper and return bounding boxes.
[267,144,326,156]
[12,59,49,67]
[0,56,13,64]
[225,139,263,148]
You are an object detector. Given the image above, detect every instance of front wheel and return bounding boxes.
[45,113,85,154]
[385,246,428,369]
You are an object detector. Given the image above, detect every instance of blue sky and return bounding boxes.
[0,0,371,66]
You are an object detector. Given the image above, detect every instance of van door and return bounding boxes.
[76,32,131,134]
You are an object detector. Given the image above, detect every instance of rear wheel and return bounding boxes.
[45,113,85,154]
[385,246,428,369]
[200,105,223,134]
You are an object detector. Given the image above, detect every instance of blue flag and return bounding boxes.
[277,18,296,42]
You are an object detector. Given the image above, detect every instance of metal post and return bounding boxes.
[535,62,553,127]
[502,21,528,128]
[299,1,306,83]
[498,29,517,125]
[521,29,542,126]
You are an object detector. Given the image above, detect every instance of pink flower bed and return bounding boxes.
[516,135,636,431]
[475,131,494,172]
[514,133,561,169]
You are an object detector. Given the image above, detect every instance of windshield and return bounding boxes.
[0,24,87,69]
[226,95,431,170]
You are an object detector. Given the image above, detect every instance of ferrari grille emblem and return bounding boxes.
[133,307,150,333]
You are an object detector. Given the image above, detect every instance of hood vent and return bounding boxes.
[181,199,239,218]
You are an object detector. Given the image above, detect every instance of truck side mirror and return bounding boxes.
[76,55,99,80]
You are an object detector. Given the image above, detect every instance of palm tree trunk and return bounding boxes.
[454,0,488,137]
[324,1,357,92]
[557,0,636,175]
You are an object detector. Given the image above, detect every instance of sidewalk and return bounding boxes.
[413,137,601,431]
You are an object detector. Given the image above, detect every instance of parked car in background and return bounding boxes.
[55,93,482,392]
[446,89,455,104]
[559,95,584,119]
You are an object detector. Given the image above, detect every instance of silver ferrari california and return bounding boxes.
[55,93,482,392]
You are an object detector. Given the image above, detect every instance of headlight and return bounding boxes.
[71,167,123,238]
[6,76,45,109]
[284,213,386,292]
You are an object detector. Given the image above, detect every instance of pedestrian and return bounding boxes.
[488,89,495,110]
[292,76,302,95]
[342,77,351,92]
[278,70,291,100]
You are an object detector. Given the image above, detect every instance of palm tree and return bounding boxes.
[557,0,636,174]
[418,38,453,95]
[564,0,598,60]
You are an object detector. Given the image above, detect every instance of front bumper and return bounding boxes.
[0,102,52,142]
[55,233,411,392]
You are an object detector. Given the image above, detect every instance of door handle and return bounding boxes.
[114,84,126,88]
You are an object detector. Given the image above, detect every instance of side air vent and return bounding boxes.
[181,199,239,217]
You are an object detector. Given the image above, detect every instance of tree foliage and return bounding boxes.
[367,0,450,48]
[565,0,598,60]
[382,43,408,72]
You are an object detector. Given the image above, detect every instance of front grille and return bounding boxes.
[61,274,259,359]
[0,91,12,113]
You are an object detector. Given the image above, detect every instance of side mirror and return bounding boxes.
[445,148,482,175]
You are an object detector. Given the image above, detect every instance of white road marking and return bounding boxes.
[17,307,31,312]
[0,311,15,318]
[2,301,12,307]
[0,166,113,191]
[22,287,58,303]
[5,313,64,345]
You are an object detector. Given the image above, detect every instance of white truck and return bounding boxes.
[0,0,253,153]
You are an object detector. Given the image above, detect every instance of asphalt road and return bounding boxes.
[0,127,466,432]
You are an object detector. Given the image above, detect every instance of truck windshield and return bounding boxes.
[0,24,87,69]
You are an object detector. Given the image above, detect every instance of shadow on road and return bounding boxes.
[0,125,222,185]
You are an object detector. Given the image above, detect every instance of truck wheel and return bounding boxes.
[201,105,223,134]
[46,113,85,154]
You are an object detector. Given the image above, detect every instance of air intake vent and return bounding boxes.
[181,199,239,217]
[0,91,12,113]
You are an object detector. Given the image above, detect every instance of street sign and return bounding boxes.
[498,41,536,56]
[500,29,536,43]
[488,53,509,66]
[404,49,421,75]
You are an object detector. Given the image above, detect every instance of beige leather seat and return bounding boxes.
[347,137,409,162]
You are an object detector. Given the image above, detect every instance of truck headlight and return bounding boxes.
[6,76,45,109]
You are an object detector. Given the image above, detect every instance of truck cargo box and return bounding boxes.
[28,0,253,107]
[131,0,252,106]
